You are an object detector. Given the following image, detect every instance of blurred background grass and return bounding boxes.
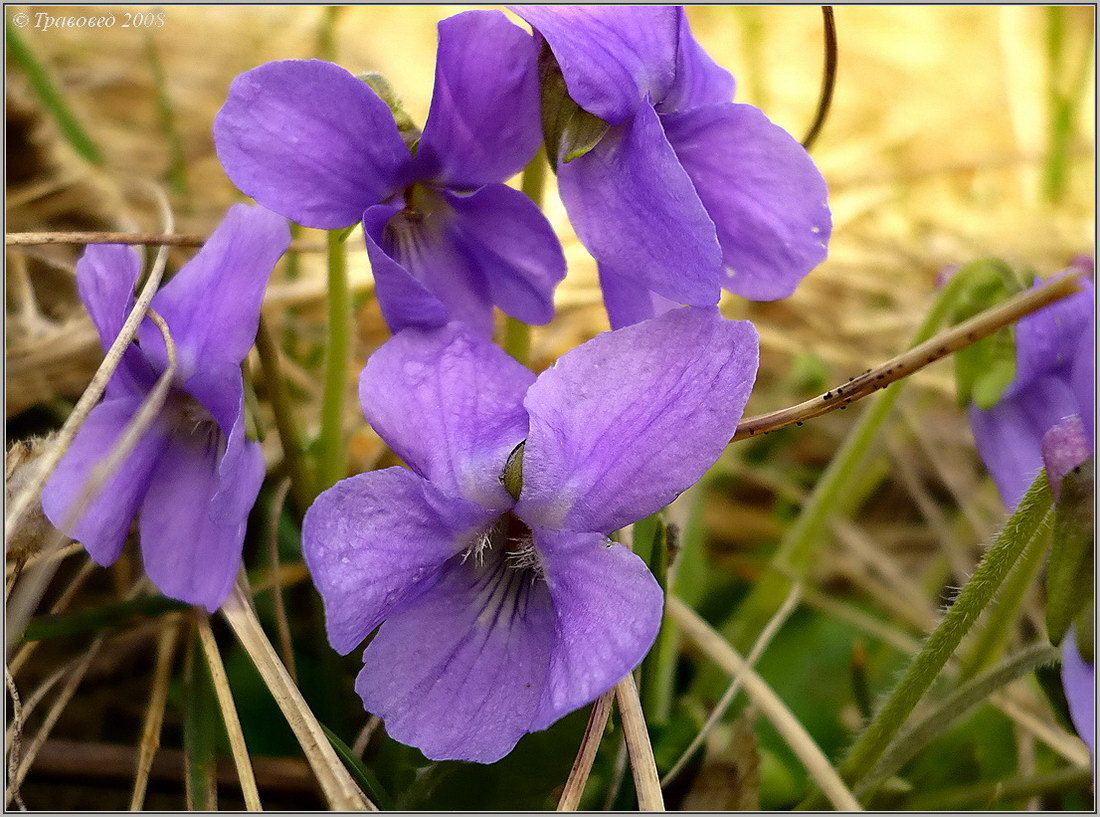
[5,4,1095,811]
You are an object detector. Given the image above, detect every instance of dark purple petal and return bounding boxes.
[558,104,721,307]
[1012,276,1094,396]
[511,6,679,124]
[517,307,759,534]
[137,431,249,612]
[415,11,541,188]
[1072,316,1094,448]
[41,398,167,567]
[138,204,289,381]
[1041,416,1090,501]
[359,323,534,511]
[355,551,555,762]
[662,103,830,300]
[362,203,453,335]
[1061,632,1095,755]
[444,184,565,325]
[303,467,490,655]
[598,264,680,329]
[657,8,735,114]
[969,375,1080,509]
[530,529,662,730]
[75,244,157,398]
[214,60,410,228]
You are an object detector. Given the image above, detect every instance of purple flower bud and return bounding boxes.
[1042,415,1091,501]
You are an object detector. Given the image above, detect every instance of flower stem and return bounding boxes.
[799,472,1054,809]
[316,230,352,495]
[255,317,313,514]
[906,766,1091,811]
[502,147,549,366]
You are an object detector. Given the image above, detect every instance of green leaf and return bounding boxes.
[320,723,394,810]
[536,41,610,169]
[184,635,219,810]
[1046,459,1095,645]
[23,595,186,642]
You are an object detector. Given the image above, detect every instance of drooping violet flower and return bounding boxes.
[1062,628,1096,756]
[968,272,1094,508]
[303,307,759,762]
[42,205,290,611]
[512,6,831,328]
[214,11,565,338]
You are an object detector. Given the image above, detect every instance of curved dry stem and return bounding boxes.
[5,230,323,252]
[8,558,96,676]
[614,673,664,811]
[351,716,381,760]
[733,268,1087,442]
[662,583,803,787]
[130,618,182,810]
[5,669,27,810]
[6,310,177,648]
[557,690,614,810]
[197,615,262,811]
[5,188,175,549]
[220,578,373,811]
[669,597,862,811]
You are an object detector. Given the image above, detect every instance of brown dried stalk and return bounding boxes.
[613,673,664,811]
[5,230,323,252]
[557,690,614,810]
[130,619,182,810]
[733,268,1087,441]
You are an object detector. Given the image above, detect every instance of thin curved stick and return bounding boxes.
[669,597,862,811]
[801,7,838,150]
[130,618,182,810]
[5,230,322,252]
[614,673,664,811]
[5,186,174,549]
[557,690,614,810]
[732,268,1087,442]
[5,670,26,810]
[662,583,803,787]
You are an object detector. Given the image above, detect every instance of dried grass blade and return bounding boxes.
[557,690,614,810]
[613,673,664,811]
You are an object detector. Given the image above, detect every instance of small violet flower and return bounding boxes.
[42,205,290,611]
[512,6,831,328]
[303,307,759,761]
[968,270,1094,508]
[214,10,565,338]
[1061,627,1095,757]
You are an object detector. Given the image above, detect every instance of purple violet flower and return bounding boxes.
[968,272,1094,508]
[512,6,832,328]
[41,205,290,611]
[303,306,759,762]
[214,10,565,338]
[1062,628,1096,757]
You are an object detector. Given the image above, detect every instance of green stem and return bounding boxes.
[145,32,188,197]
[728,274,972,651]
[638,516,674,725]
[316,231,352,494]
[906,766,1091,811]
[6,18,103,165]
[958,515,1053,679]
[799,472,1053,808]
[503,148,549,365]
[857,642,1060,801]
[255,317,313,514]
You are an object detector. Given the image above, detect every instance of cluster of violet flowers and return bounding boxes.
[41,6,1091,767]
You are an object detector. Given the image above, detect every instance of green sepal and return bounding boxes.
[501,441,525,502]
[947,258,1029,409]
[1073,600,1094,662]
[358,71,422,153]
[1045,458,1094,646]
[536,41,610,170]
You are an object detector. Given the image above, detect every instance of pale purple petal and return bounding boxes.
[1062,633,1095,755]
[415,11,541,187]
[138,431,248,612]
[444,184,565,326]
[75,245,157,398]
[1072,318,1094,448]
[517,307,759,533]
[41,398,168,567]
[511,6,679,124]
[598,264,679,329]
[657,8,735,114]
[1041,416,1090,501]
[969,375,1081,509]
[214,60,410,228]
[558,104,721,307]
[530,529,663,730]
[356,551,555,762]
[138,204,289,379]
[359,323,534,511]
[1012,276,1094,396]
[303,467,491,654]
[362,203,453,334]
[662,103,830,300]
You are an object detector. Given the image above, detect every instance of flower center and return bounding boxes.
[465,512,543,578]
[165,391,222,455]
